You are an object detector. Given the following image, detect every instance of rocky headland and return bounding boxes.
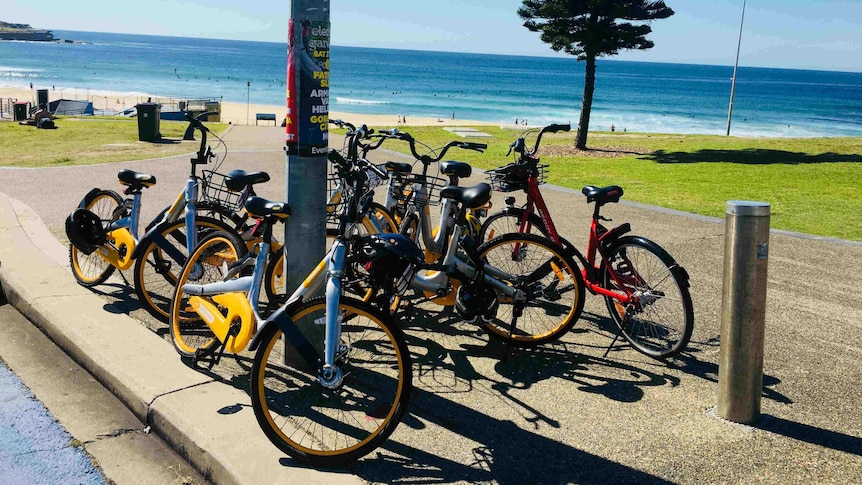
[0,21,58,42]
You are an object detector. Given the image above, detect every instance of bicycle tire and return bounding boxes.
[169,230,249,358]
[251,296,412,466]
[479,207,548,243]
[601,236,693,359]
[477,233,585,347]
[69,189,124,287]
[133,215,236,323]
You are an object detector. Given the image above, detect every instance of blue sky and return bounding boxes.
[4,0,862,72]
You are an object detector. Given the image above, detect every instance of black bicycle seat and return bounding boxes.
[245,196,291,219]
[439,161,472,178]
[117,169,156,188]
[384,161,412,173]
[225,170,271,191]
[441,183,491,209]
[582,185,624,206]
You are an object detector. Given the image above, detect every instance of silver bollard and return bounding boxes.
[718,201,770,424]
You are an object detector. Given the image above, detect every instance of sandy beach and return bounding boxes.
[0,86,499,128]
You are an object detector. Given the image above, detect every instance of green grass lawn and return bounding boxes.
[341,126,862,242]
[2,118,860,241]
[0,117,228,168]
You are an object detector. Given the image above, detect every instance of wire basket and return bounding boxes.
[325,163,390,228]
[486,163,548,192]
[326,173,349,224]
[394,173,448,211]
[201,170,245,212]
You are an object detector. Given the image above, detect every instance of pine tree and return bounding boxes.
[519,0,674,149]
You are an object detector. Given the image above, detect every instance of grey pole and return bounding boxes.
[726,0,746,136]
[717,200,770,424]
[284,0,330,299]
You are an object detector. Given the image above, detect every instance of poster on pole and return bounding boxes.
[285,18,330,156]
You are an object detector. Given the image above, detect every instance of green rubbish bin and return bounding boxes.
[135,102,162,141]
[14,102,28,122]
[204,101,221,122]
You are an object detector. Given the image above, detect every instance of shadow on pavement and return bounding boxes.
[757,415,862,457]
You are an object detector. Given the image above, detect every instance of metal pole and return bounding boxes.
[718,200,769,424]
[284,0,330,298]
[246,81,250,126]
[726,0,746,136]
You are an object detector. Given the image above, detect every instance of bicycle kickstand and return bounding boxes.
[603,313,630,358]
[501,304,524,363]
[193,325,240,371]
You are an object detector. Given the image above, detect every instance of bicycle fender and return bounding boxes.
[144,206,170,232]
[78,188,104,209]
[249,306,321,367]
[598,222,632,245]
[614,235,690,288]
[130,221,187,264]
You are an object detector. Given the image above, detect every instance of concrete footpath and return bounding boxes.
[0,125,860,484]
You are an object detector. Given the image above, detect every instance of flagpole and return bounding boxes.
[727,0,746,136]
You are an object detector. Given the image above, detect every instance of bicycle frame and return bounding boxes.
[509,163,638,306]
[407,219,525,303]
[180,125,385,388]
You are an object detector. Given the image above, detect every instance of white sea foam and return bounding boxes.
[335,97,390,105]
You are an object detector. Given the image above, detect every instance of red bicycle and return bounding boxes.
[480,124,693,360]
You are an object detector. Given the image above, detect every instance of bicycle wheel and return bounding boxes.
[479,207,547,243]
[169,230,249,358]
[69,189,123,287]
[133,215,236,322]
[477,233,585,347]
[602,236,693,359]
[251,296,412,466]
[365,202,398,234]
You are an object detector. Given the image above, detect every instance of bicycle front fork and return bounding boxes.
[321,238,347,389]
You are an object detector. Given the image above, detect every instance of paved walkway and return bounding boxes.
[0,125,860,484]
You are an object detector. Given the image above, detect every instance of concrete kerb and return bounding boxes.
[0,192,361,485]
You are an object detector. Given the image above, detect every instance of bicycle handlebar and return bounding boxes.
[377,128,486,164]
[509,123,571,158]
[184,111,220,167]
[329,118,357,132]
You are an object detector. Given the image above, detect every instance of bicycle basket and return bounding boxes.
[486,163,548,192]
[394,173,448,212]
[201,170,245,212]
[326,172,350,224]
[326,163,389,225]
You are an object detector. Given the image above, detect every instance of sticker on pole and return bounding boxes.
[757,242,768,260]
[286,18,330,157]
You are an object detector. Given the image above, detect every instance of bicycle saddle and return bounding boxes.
[439,161,472,178]
[441,183,492,209]
[384,161,412,173]
[224,170,271,191]
[244,196,291,219]
[117,169,156,187]
[582,185,624,206]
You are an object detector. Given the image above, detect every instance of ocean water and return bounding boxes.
[2,30,862,137]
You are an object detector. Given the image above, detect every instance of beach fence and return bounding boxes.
[0,98,16,120]
[32,88,223,120]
